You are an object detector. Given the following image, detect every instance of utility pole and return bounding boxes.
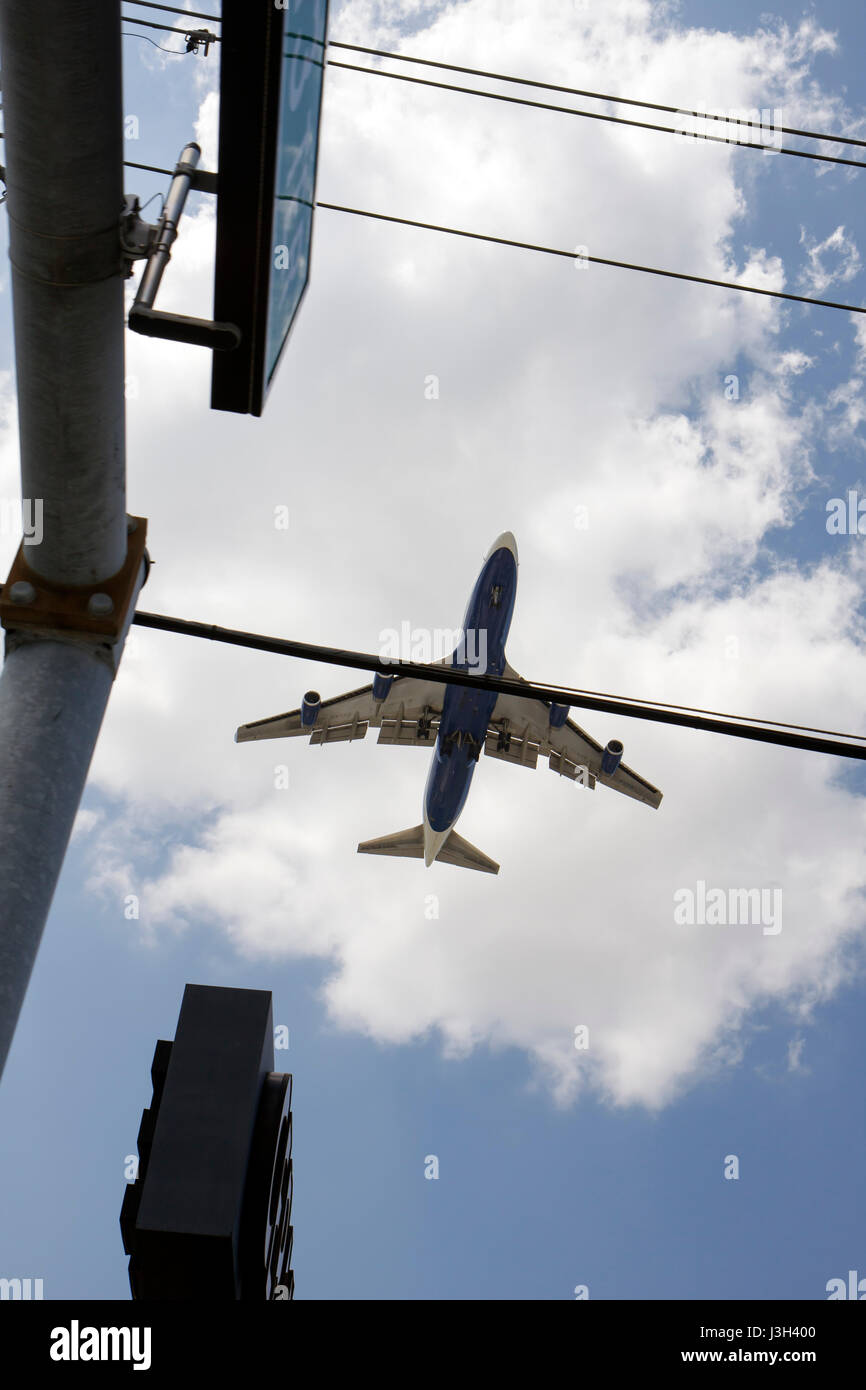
[0,1,146,1078]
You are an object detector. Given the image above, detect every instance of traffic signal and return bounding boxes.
[120,984,293,1300]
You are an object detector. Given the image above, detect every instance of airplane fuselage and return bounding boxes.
[236,526,661,873]
[422,534,518,864]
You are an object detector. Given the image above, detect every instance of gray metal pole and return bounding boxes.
[0,644,114,1027]
[0,0,138,1079]
[0,0,127,585]
[135,143,201,309]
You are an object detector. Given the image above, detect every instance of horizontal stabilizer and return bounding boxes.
[435,830,499,875]
[357,825,499,874]
[357,825,425,860]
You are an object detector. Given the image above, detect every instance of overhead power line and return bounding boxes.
[328,40,866,152]
[95,167,862,312]
[530,679,864,744]
[328,59,866,172]
[121,14,219,43]
[316,202,866,314]
[128,607,866,762]
[124,158,192,177]
[126,1,220,19]
[98,166,863,312]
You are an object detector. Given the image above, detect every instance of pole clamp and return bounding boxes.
[0,516,150,658]
[120,196,159,277]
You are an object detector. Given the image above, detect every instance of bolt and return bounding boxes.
[8,581,36,606]
[87,593,114,617]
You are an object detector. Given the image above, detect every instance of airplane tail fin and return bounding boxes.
[357,825,499,875]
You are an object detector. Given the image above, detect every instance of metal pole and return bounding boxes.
[134,143,201,309]
[0,0,139,1079]
[0,643,115,1028]
[0,0,127,585]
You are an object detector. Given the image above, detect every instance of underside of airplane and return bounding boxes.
[235,533,662,873]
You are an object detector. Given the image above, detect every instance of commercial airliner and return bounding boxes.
[235,533,662,874]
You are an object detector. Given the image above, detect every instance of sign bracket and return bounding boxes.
[126,142,241,352]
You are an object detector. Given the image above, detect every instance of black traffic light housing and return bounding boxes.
[121,984,293,1299]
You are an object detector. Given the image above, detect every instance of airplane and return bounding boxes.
[235,533,662,874]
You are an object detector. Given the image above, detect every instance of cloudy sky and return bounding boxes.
[1,0,865,1300]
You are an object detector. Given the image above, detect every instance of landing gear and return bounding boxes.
[441,729,482,761]
[441,730,459,757]
[465,735,482,763]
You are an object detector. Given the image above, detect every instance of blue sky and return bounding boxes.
[1,0,865,1301]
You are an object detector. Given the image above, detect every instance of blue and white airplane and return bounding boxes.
[235,533,662,874]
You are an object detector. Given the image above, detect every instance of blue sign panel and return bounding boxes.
[265,2,329,394]
[211,0,329,416]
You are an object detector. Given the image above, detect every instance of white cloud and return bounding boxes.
[194,89,220,171]
[798,225,861,295]
[787,1035,807,1072]
[70,808,103,843]
[49,0,866,1110]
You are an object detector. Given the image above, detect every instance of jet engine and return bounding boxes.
[372,672,394,703]
[601,738,623,775]
[549,702,570,729]
[301,691,321,727]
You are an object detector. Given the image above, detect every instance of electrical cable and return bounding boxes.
[0,589,859,758]
[121,33,190,56]
[327,39,866,152]
[103,167,864,312]
[120,14,219,42]
[316,201,866,314]
[520,678,866,742]
[137,189,165,215]
[127,607,866,762]
[124,159,183,176]
[328,59,866,172]
[126,0,220,20]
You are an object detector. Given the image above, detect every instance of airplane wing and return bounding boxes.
[485,662,663,809]
[235,673,447,748]
[236,660,662,807]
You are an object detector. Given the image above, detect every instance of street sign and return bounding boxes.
[211,0,329,416]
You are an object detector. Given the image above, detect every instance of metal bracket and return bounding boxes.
[120,194,159,276]
[189,168,218,195]
[0,516,150,649]
[128,303,240,351]
[184,29,217,57]
[126,142,240,351]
